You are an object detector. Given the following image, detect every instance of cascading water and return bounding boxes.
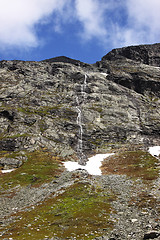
[76,74,88,165]
[81,73,87,100]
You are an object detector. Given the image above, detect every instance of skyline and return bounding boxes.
[0,0,160,63]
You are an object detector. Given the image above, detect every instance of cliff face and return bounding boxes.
[0,44,159,161]
[102,43,160,67]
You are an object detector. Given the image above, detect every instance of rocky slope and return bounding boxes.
[0,43,160,240]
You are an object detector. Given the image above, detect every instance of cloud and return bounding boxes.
[74,0,108,41]
[74,0,160,49]
[0,0,68,48]
[112,0,160,47]
[0,0,110,49]
[127,0,160,31]
[0,0,159,51]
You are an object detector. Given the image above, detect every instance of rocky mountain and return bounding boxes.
[0,43,160,240]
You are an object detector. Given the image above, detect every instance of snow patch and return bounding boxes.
[100,72,108,77]
[1,169,15,174]
[149,146,160,157]
[64,153,114,175]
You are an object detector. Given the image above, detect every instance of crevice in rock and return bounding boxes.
[0,110,14,121]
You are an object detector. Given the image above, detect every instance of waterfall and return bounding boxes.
[76,105,83,160]
[76,74,88,165]
[81,74,87,100]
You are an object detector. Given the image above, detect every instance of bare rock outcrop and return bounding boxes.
[0,43,159,161]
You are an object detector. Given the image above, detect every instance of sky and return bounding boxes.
[0,0,160,63]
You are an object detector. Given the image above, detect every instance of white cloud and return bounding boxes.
[113,0,160,47]
[0,0,111,49]
[75,0,108,41]
[0,0,68,48]
[127,0,160,31]
[0,0,159,51]
[73,0,160,49]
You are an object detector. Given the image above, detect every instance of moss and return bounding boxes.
[0,133,31,141]
[0,103,13,110]
[129,191,160,215]
[112,65,139,73]
[8,133,31,139]
[17,105,63,116]
[89,106,103,113]
[17,105,77,123]
[89,138,102,147]
[148,95,159,102]
[101,150,159,181]
[2,182,115,240]
[0,149,63,189]
[0,132,6,140]
[0,151,22,158]
[0,133,31,140]
[97,142,128,152]
[38,120,48,133]
[17,107,32,114]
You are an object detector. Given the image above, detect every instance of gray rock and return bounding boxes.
[0,155,27,169]
[0,44,159,159]
[143,231,160,239]
[102,43,160,67]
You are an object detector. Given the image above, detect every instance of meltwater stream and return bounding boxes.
[76,74,87,165]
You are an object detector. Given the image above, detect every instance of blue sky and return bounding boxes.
[0,0,160,63]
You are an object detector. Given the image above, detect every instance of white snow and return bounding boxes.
[149,146,160,157]
[100,73,108,77]
[1,169,15,174]
[64,153,114,175]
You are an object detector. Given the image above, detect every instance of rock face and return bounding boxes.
[102,43,160,67]
[0,43,160,164]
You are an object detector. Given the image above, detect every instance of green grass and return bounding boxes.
[101,150,159,181]
[0,149,63,189]
[2,182,115,240]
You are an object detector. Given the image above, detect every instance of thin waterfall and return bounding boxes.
[75,74,88,165]
[81,74,87,100]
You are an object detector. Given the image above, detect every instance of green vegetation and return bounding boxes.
[112,65,139,74]
[0,132,6,140]
[88,138,102,148]
[17,105,63,116]
[17,105,76,123]
[0,103,13,110]
[101,150,159,181]
[0,151,22,159]
[89,106,103,113]
[0,133,31,140]
[130,191,160,213]
[8,133,31,139]
[2,182,115,240]
[0,149,63,189]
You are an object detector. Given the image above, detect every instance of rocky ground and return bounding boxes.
[0,150,160,240]
[0,43,160,239]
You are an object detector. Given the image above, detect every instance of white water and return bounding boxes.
[75,74,87,164]
[64,153,114,175]
[81,74,87,100]
[76,105,83,155]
